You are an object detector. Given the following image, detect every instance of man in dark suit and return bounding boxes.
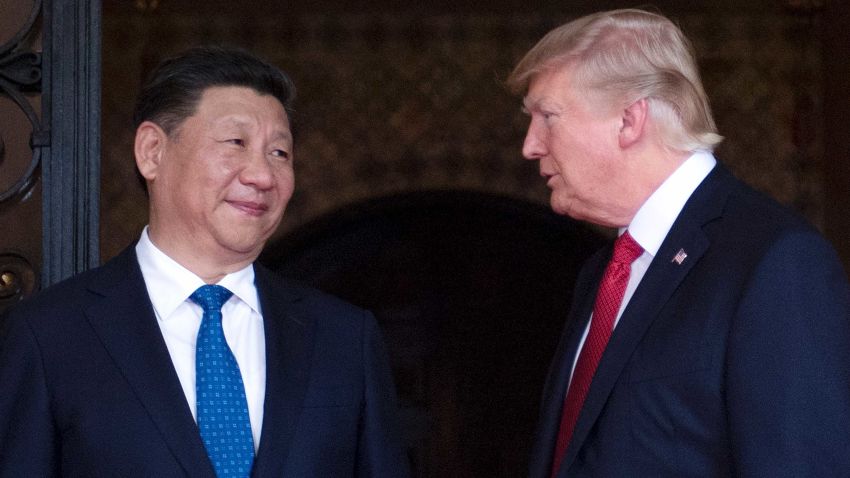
[507,9,850,477]
[0,46,410,478]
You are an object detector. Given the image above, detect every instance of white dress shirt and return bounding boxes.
[135,228,266,451]
[568,150,717,381]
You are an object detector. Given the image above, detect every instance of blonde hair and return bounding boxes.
[507,9,722,152]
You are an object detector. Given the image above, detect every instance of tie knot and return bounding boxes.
[612,231,643,265]
[189,284,233,313]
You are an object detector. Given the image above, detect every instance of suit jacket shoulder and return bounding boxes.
[539,164,850,478]
[0,245,214,477]
[247,264,412,478]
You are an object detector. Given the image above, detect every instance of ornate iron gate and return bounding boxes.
[0,0,100,313]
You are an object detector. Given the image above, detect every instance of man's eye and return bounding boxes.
[227,139,245,146]
[271,149,290,159]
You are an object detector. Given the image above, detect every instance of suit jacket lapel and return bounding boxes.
[251,265,315,477]
[83,247,215,477]
[557,165,732,475]
[530,250,608,478]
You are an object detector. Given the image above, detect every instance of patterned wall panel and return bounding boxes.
[101,9,824,259]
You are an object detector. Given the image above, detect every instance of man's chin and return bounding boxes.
[550,199,598,225]
[217,231,270,258]
[549,197,574,218]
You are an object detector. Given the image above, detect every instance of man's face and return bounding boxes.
[521,65,633,227]
[143,86,294,268]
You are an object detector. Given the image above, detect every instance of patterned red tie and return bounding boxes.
[550,231,643,477]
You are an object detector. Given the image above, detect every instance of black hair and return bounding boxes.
[132,45,296,136]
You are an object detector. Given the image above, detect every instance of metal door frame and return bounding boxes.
[1,0,100,301]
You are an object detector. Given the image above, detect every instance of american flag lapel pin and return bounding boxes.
[672,248,688,265]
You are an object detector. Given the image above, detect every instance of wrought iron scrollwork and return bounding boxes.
[1,0,44,309]
[0,0,45,204]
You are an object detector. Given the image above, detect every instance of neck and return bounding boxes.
[615,147,691,227]
[146,227,257,284]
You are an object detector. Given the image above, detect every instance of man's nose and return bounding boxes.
[521,122,546,160]
[241,148,275,190]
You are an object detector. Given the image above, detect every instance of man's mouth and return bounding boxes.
[227,200,269,217]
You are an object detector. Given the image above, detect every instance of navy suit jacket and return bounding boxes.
[0,246,411,478]
[532,165,850,477]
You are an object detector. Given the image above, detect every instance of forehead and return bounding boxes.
[194,85,290,128]
[524,65,615,120]
[524,65,576,106]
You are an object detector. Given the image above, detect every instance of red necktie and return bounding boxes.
[550,231,643,477]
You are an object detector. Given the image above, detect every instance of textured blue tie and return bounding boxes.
[190,285,255,478]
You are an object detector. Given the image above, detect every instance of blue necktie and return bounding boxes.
[190,285,255,478]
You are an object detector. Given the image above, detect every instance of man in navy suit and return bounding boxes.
[0,46,410,478]
[507,9,850,477]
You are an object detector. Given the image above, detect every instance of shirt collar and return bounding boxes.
[135,227,260,320]
[624,150,717,256]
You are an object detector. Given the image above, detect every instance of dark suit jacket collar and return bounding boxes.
[84,250,319,477]
[251,264,316,477]
[529,249,608,478]
[84,246,216,477]
[547,164,736,477]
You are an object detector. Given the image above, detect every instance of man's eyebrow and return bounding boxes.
[214,116,251,129]
[271,130,293,143]
[214,117,293,142]
[522,96,542,114]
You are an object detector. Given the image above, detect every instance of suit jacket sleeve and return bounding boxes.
[726,230,850,476]
[0,307,60,477]
[356,311,412,478]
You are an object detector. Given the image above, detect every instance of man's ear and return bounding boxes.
[134,121,167,181]
[618,98,649,149]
